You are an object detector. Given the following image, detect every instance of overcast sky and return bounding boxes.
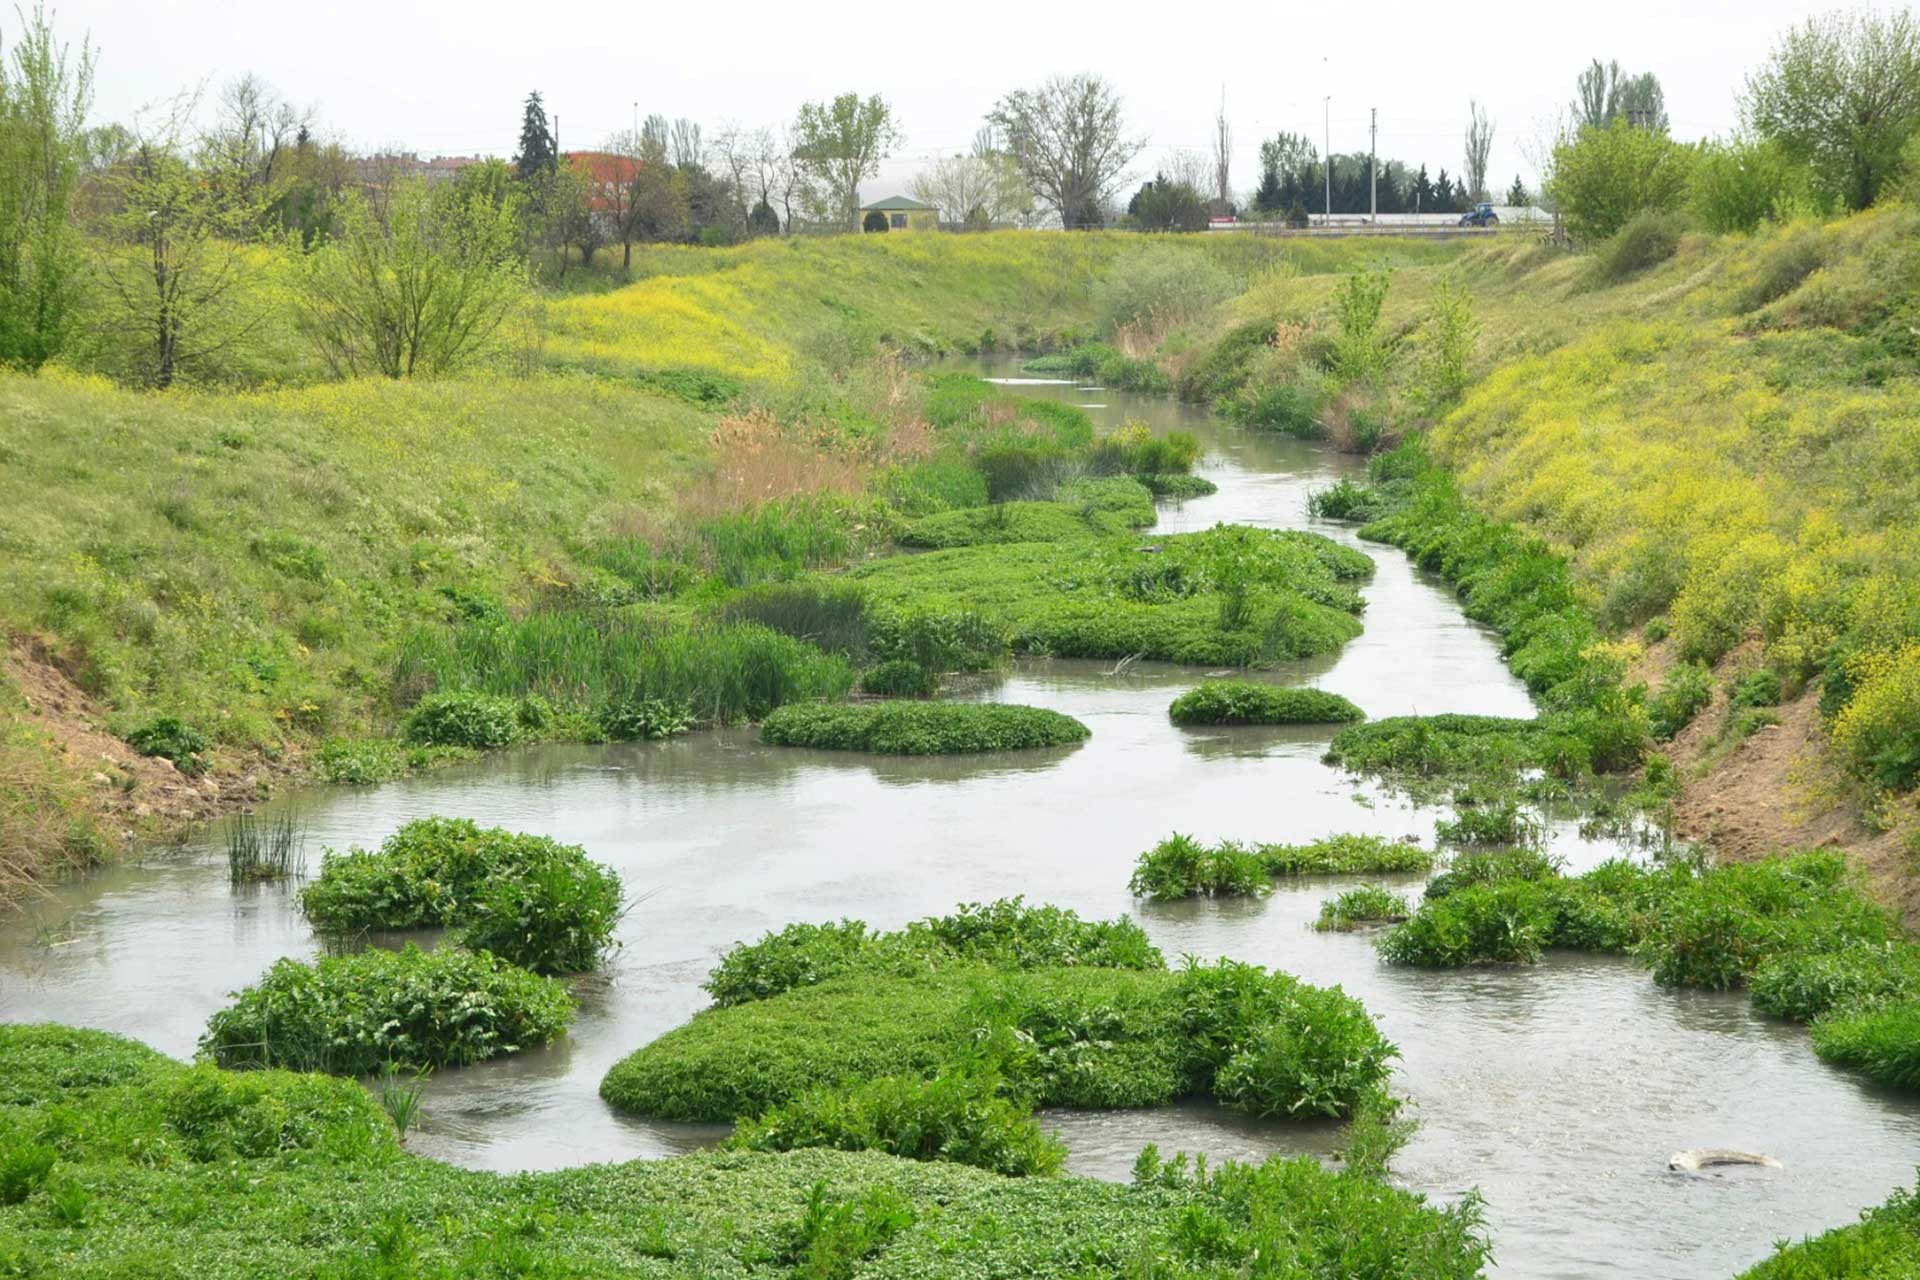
[50,0,1878,202]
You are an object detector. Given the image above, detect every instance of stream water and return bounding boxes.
[4,362,1918,1277]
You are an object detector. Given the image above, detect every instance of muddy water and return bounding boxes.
[4,364,1918,1277]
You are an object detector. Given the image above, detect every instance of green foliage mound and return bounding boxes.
[1129,833,1434,901]
[300,817,622,973]
[125,715,211,776]
[200,944,573,1075]
[1315,886,1412,932]
[760,701,1089,754]
[1737,1175,1920,1279]
[859,658,939,698]
[726,1067,1066,1178]
[1169,680,1365,726]
[1260,834,1435,877]
[603,958,1396,1125]
[1811,1001,1920,1090]
[898,500,1142,548]
[705,898,1162,1007]
[1751,941,1920,1022]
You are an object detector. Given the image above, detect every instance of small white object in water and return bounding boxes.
[1667,1149,1782,1173]
[1076,403,1107,409]
[1075,385,1105,393]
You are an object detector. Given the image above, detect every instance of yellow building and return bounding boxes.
[860,195,940,231]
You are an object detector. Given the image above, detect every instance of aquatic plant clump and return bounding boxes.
[705,897,1162,1007]
[1811,1001,1920,1090]
[602,959,1395,1126]
[300,817,622,973]
[1314,886,1412,932]
[200,944,573,1076]
[1,1022,1490,1280]
[760,701,1089,755]
[1168,681,1365,726]
[1129,834,1432,902]
[1258,834,1434,877]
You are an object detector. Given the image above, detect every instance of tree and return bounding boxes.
[204,74,306,203]
[514,91,556,180]
[668,118,704,171]
[1744,9,1920,211]
[1690,135,1805,232]
[1505,174,1531,206]
[1253,132,1318,214]
[1211,95,1232,213]
[526,160,589,275]
[988,74,1144,230]
[0,2,93,369]
[791,93,900,231]
[1464,101,1495,202]
[603,129,647,269]
[911,153,1000,228]
[1127,171,1208,231]
[95,106,266,388]
[1574,60,1668,132]
[1547,117,1694,241]
[295,177,525,378]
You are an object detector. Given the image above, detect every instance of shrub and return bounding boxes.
[1811,1001,1920,1090]
[759,701,1089,754]
[598,696,695,741]
[1258,834,1433,876]
[705,899,1161,1007]
[1238,383,1322,437]
[898,501,1132,549]
[457,845,624,974]
[1729,667,1783,710]
[1168,681,1365,726]
[1308,478,1386,522]
[1547,118,1695,242]
[301,819,623,974]
[726,1068,1066,1177]
[200,945,574,1075]
[1329,264,1393,383]
[125,716,210,776]
[1750,942,1920,1022]
[1586,209,1688,284]
[1377,880,1559,967]
[404,691,523,749]
[1128,833,1269,900]
[1093,244,1234,332]
[1648,661,1714,739]
[1831,643,1920,791]
[858,659,938,698]
[1690,136,1803,235]
[1314,886,1411,932]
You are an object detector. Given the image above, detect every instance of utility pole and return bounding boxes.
[1323,95,1331,223]
[1369,107,1377,223]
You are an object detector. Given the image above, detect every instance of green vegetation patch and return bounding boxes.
[603,958,1395,1125]
[0,1018,1490,1280]
[1811,1001,1920,1090]
[1315,887,1413,932]
[300,817,622,974]
[1169,680,1365,726]
[1738,1174,1920,1279]
[760,701,1089,755]
[706,898,1161,1007]
[200,944,574,1075]
[850,525,1371,668]
[898,500,1142,549]
[1128,833,1431,901]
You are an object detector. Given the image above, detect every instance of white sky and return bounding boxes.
[52,0,1878,200]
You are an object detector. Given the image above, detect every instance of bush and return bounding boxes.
[1257,833,1433,876]
[301,818,623,972]
[1586,209,1688,284]
[404,691,523,749]
[1811,1001,1920,1090]
[1168,681,1365,726]
[1729,667,1783,710]
[1128,833,1269,900]
[1377,880,1560,967]
[760,701,1090,754]
[1237,383,1323,437]
[1750,941,1920,1022]
[200,945,573,1075]
[705,899,1161,1007]
[1690,136,1803,234]
[457,844,624,974]
[1092,245,1234,332]
[1547,118,1695,242]
[726,1068,1066,1177]
[598,696,696,741]
[1307,478,1386,522]
[1314,886,1411,932]
[858,659,938,698]
[125,716,210,776]
[1648,662,1714,739]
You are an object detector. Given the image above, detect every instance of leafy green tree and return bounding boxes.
[0,3,94,369]
[1547,118,1695,241]
[295,177,526,378]
[1689,136,1805,233]
[791,93,900,231]
[1127,172,1207,231]
[1575,60,1669,131]
[514,90,556,180]
[95,119,266,388]
[1743,9,1920,211]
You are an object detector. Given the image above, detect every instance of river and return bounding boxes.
[3,361,1916,1277]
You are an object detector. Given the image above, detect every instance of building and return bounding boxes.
[859,195,938,231]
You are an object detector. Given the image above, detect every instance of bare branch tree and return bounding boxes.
[669,117,704,171]
[1464,100,1495,202]
[988,73,1145,229]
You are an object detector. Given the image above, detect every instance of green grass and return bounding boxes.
[898,500,1145,548]
[705,898,1162,1007]
[1257,833,1435,876]
[199,944,574,1075]
[0,1023,1490,1280]
[1315,886,1413,932]
[1738,1174,1920,1278]
[848,525,1370,668]
[1168,680,1365,726]
[1811,1001,1920,1090]
[760,701,1089,754]
[603,957,1396,1125]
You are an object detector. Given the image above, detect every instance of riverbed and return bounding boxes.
[3,364,1916,1278]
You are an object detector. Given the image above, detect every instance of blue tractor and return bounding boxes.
[1459,203,1500,227]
